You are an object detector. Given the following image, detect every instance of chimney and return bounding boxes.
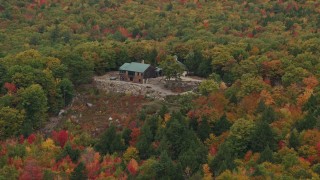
[141,60,144,64]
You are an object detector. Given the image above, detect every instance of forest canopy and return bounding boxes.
[0,0,319,179]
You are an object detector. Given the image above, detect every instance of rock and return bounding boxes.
[58,109,65,116]
[86,103,93,107]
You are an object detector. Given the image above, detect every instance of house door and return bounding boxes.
[130,77,133,81]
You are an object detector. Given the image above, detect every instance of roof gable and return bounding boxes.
[119,62,151,73]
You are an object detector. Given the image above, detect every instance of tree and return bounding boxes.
[0,107,25,139]
[178,145,207,175]
[160,56,184,81]
[260,106,277,123]
[122,128,132,147]
[127,158,139,176]
[56,143,80,163]
[95,125,124,155]
[258,145,273,163]
[197,117,211,141]
[136,158,157,179]
[229,118,255,156]
[158,104,169,119]
[250,120,276,152]
[18,84,48,135]
[136,125,154,159]
[71,162,87,180]
[19,159,43,180]
[62,54,94,85]
[288,129,300,150]
[0,63,7,93]
[198,79,219,95]
[153,151,184,180]
[213,114,232,136]
[52,130,69,148]
[209,141,236,176]
[58,78,74,106]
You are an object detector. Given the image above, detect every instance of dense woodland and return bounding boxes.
[0,0,320,179]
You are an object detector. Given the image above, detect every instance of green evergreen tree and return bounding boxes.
[296,113,317,132]
[209,141,236,175]
[258,145,273,163]
[250,121,276,152]
[122,128,132,147]
[255,100,267,114]
[189,117,198,132]
[197,117,211,141]
[58,78,74,107]
[158,104,169,119]
[145,115,159,138]
[136,125,154,159]
[95,125,124,155]
[302,94,318,112]
[138,109,146,121]
[56,143,80,163]
[213,114,232,136]
[288,129,300,150]
[178,145,207,174]
[154,151,183,180]
[70,162,87,180]
[261,106,277,123]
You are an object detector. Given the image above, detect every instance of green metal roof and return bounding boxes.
[119,62,151,73]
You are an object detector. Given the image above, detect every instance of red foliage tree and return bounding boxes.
[19,135,25,144]
[52,130,68,147]
[316,141,320,156]
[27,134,36,144]
[19,159,43,180]
[209,145,217,156]
[129,128,140,146]
[127,159,138,176]
[278,140,286,149]
[4,82,17,93]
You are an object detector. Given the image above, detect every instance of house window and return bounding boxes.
[128,71,135,76]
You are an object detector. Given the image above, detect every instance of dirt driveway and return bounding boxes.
[94,71,203,97]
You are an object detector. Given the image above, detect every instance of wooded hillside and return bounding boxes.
[0,0,319,179]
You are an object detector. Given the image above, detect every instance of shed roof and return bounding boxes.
[119,62,151,73]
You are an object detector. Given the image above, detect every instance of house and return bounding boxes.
[119,62,157,84]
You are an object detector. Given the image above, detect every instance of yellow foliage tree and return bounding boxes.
[123,146,139,162]
[203,164,213,180]
[42,138,56,150]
